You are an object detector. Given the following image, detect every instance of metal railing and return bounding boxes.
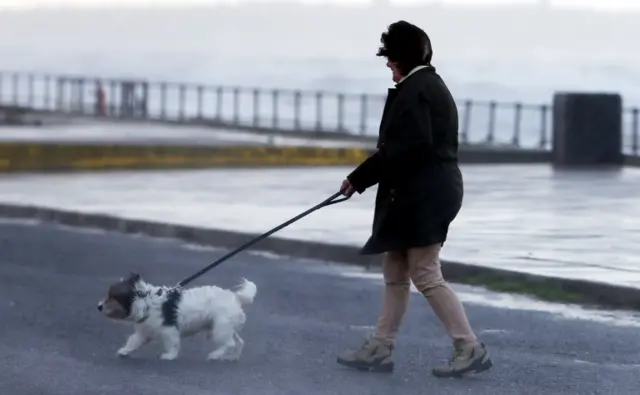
[0,71,638,152]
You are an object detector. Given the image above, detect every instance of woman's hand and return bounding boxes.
[340,179,356,197]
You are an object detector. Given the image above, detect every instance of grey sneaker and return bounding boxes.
[432,342,493,378]
[336,337,394,373]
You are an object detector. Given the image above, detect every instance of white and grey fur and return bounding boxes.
[97,273,257,361]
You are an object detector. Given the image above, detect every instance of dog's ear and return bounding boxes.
[128,273,141,283]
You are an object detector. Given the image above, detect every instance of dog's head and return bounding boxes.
[97,273,149,322]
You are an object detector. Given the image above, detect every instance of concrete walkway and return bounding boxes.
[0,164,638,288]
[1,220,639,395]
[0,120,374,148]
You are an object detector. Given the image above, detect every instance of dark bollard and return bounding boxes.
[552,92,623,168]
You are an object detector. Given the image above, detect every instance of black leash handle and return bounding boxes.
[176,191,351,288]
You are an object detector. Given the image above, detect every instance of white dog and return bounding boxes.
[97,273,257,361]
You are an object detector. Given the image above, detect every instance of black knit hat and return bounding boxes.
[376,20,433,74]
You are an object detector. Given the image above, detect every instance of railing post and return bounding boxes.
[27,74,34,107]
[294,90,301,130]
[108,80,117,117]
[632,108,639,156]
[539,104,548,149]
[359,93,368,135]
[461,99,472,143]
[92,78,100,116]
[315,91,322,131]
[160,82,167,120]
[118,80,125,119]
[72,77,79,114]
[512,102,522,146]
[272,89,279,129]
[78,78,85,115]
[69,77,76,113]
[179,84,186,121]
[141,81,149,118]
[216,86,223,120]
[233,87,240,125]
[197,85,203,119]
[12,72,19,105]
[486,101,496,143]
[44,74,51,109]
[56,77,65,112]
[337,93,345,132]
[252,88,260,127]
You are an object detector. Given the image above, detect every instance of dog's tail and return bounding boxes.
[234,278,257,306]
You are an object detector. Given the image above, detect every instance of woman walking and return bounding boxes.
[337,20,493,378]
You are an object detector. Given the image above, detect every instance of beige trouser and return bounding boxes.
[372,244,478,347]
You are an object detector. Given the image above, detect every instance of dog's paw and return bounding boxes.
[207,350,238,361]
[160,353,178,361]
[222,354,241,362]
[116,348,131,358]
[206,352,224,361]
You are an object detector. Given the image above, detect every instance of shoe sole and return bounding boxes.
[336,357,394,373]
[432,357,493,378]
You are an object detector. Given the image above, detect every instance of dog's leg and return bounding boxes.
[117,332,149,358]
[159,326,181,361]
[226,332,245,361]
[207,320,236,361]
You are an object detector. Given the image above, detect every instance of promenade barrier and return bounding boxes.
[0,71,638,170]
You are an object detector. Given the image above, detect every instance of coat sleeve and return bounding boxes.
[346,150,383,194]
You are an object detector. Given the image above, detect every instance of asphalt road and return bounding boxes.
[1,220,639,395]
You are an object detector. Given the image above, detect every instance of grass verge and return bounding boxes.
[457,274,588,305]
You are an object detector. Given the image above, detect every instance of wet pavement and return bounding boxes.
[0,120,374,148]
[1,219,639,395]
[0,164,638,288]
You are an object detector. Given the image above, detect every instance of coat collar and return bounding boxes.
[397,65,429,85]
[392,64,435,90]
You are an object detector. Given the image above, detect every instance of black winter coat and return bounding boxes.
[347,66,464,255]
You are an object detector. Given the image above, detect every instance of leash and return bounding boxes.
[175,191,351,288]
